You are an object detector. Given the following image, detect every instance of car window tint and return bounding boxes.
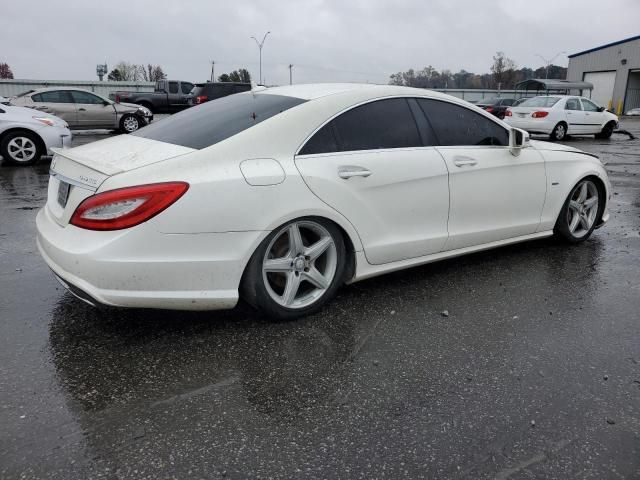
[501,99,514,106]
[169,82,179,94]
[133,93,306,149]
[181,83,194,94]
[70,91,104,104]
[581,99,599,112]
[565,98,582,111]
[299,123,339,155]
[418,98,509,146]
[333,98,421,152]
[33,91,73,103]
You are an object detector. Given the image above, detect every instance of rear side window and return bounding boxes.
[169,82,179,94]
[418,99,509,146]
[134,93,306,149]
[300,98,421,154]
[32,91,73,103]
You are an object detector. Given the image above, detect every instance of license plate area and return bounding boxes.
[57,180,71,208]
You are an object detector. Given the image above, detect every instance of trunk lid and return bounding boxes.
[509,106,549,118]
[46,136,195,226]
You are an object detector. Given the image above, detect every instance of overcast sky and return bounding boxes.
[2,0,639,85]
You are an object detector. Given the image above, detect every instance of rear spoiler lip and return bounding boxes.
[51,147,124,176]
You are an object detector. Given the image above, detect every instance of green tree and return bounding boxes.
[0,62,14,79]
[218,68,251,83]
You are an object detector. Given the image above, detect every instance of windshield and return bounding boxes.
[519,96,561,108]
[133,93,307,149]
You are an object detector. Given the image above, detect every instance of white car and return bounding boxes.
[1,104,72,165]
[504,95,618,141]
[36,84,610,319]
[625,107,640,116]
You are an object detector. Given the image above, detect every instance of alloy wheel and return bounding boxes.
[567,180,599,238]
[123,116,139,132]
[555,124,566,140]
[7,137,36,162]
[262,220,338,309]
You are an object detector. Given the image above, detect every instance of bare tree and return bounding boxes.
[490,52,517,89]
[0,62,14,79]
[140,64,166,82]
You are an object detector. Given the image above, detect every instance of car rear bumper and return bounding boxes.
[504,117,554,134]
[36,206,267,311]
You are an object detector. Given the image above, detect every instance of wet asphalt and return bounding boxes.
[1,121,639,479]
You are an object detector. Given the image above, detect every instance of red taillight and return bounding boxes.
[195,95,208,104]
[115,94,121,103]
[484,106,494,113]
[70,182,189,231]
[531,111,549,118]
[505,109,512,117]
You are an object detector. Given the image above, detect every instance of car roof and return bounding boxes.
[260,83,467,103]
[24,87,99,94]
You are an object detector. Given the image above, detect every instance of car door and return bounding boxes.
[564,97,586,134]
[580,98,605,134]
[167,81,181,111]
[30,91,77,126]
[416,98,546,251]
[179,82,194,107]
[295,97,450,265]
[69,90,115,129]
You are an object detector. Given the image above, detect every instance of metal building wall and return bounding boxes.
[567,37,640,113]
[0,79,154,98]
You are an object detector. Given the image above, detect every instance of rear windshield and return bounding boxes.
[519,96,561,108]
[133,93,306,149]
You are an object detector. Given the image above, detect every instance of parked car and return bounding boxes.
[0,104,71,166]
[110,80,194,113]
[475,98,515,119]
[625,107,640,116]
[11,88,152,133]
[188,82,251,105]
[504,95,618,140]
[37,84,610,319]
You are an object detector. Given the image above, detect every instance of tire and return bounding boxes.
[549,122,567,141]
[0,130,43,166]
[242,217,346,320]
[119,114,141,133]
[554,178,604,243]
[595,121,615,139]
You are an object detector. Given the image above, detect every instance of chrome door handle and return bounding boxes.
[338,166,372,179]
[453,156,477,167]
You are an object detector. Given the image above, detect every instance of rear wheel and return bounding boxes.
[242,218,346,320]
[554,178,603,243]
[119,114,141,133]
[0,131,43,166]
[595,121,615,139]
[549,122,567,141]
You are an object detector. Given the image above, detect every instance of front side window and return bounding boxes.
[70,90,105,104]
[169,82,179,94]
[581,99,600,112]
[134,93,306,149]
[300,98,421,155]
[418,99,509,146]
[32,91,73,103]
[565,98,582,111]
[181,82,194,94]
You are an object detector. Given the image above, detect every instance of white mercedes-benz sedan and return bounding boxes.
[36,84,611,319]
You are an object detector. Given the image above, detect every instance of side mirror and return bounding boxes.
[597,106,605,112]
[103,100,111,106]
[510,128,529,156]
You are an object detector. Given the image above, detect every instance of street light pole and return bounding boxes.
[210,60,215,82]
[251,31,271,85]
[535,51,566,79]
[289,64,293,85]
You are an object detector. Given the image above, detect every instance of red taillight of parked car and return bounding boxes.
[114,94,121,103]
[531,111,549,118]
[484,106,494,113]
[195,95,208,104]
[70,182,189,231]
[505,110,512,117]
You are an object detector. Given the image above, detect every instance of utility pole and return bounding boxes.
[251,31,271,85]
[210,60,215,82]
[535,51,566,79]
[289,64,293,85]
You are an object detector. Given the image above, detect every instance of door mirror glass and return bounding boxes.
[510,128,529,154]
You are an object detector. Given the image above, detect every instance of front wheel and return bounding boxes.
[119,114,141,133]
[549,122,567,141]
[595,121,615,139]
[242,218,346,320]
[0,131,43,166]
[554,178,603,243]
